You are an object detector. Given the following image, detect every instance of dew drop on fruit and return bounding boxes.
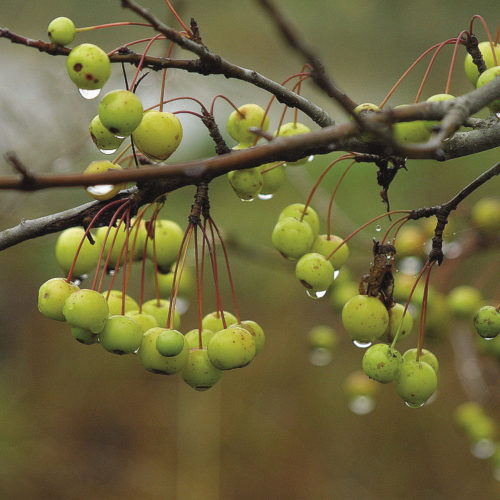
[352,340,372,349]
[307,155,315,163]
[79,88,101,100]
[258,193,273,201]
[404,401,424,409]
[471,439,495,459]
[106,267,117,276]
[375,224,382,232]
[348,395,375,415]
[87,184,115,197]
[240,197,254,203]
[308,347,332,366]
[99,148,118,155]
[306,289,327,299]
[333,269,340,280]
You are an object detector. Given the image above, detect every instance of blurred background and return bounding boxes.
[1,0,500,498]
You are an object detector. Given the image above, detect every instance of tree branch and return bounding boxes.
[256,0,359,119]
[0,27,333,128]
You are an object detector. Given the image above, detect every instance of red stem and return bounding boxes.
[65,198,126,283]
[381,216,409,244]
[108,35,166,57]
[194,227,204,348]
[445,31,468,95]
[379,40,459,109]
[417,262,434,360]
[167,223,193,329]
[209,217,241,324]
[300,154,353,226]
[326,159,356,239]
[129,33,163,91]
[415,39,458,103]
[325,210,411,262]
[164,0,192,37]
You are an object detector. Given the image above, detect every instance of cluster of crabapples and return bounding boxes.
[38,223,265,391]
[225,103,312,201]
[48,17,183,190]
[342,295,438,408]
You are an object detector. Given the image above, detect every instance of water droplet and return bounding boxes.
[114,133,126,139]
[399,257,422,275]
[240,197,254,203]
[333,269,340,280]
[72,273,88,287]
[493,467,500,482]
[174,297,190,315]
[375,224,382,232]
[352,340,372,349]
[87,184,115,197]
[442,241,462,259]
[404,401,424,409]
[348,396,375,415]
[309,347,332,366]
[79,88,101,100]
[471,439,495,459]
[99,147,118,155]
[258,193,274,200]
[106,267,118,276]
[306,289,327,299]
[483,335,497,341]
[307,155,315,163]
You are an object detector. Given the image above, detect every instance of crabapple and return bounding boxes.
[474,306,500,339]
[142,299,181,330]
[98,89,143,137]
[132,110,183,161]
[66,43,110,90]
[48,17,76,46]
[476,66,500,113]
[38,277,80,321]
[63,288,109,334]
[207,325,256,370]
[138,327,189,374]
[341,295,389,344]
[274,122,311,165]
[271,217,314,261]
[201,310,237,333]
[145,219,184,270]
[394,360,437,407]
[295,252,334,292]
[278,203,320,237]
[99,314,142,354]
[227,167,263,200]
[464,41,500,85]
[89,115,124,153]
[226,103,269,144]
[182,348,222,391]
[362,343,402,383]
[83,160,127,201]
[156,328,185,357]
[311,234,349,269]
[55,227,101,278]
[402,348,439,374]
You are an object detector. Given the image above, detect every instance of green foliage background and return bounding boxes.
[0,1,499,498]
